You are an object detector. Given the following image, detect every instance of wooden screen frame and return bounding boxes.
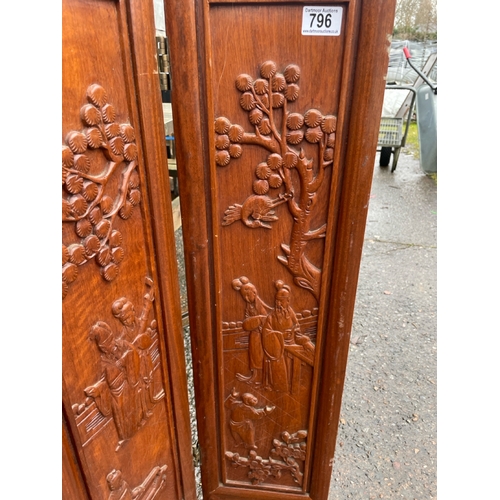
[62,0,197,497]
[165,0,396,498]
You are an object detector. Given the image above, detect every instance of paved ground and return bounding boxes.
[328,151,437,499]
[176,148,437,499]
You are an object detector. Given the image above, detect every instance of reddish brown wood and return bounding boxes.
[62,0,196,498]
[165,0,397,498]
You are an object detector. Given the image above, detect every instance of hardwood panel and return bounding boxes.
[62,0,196,498]
[166,0,397,498]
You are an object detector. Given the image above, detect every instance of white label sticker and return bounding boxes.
[301,6,343,36]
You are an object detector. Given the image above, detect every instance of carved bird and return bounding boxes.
[222,194,290,229]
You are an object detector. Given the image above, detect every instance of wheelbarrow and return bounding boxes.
[403,47,437,174]
[377,85,417,172]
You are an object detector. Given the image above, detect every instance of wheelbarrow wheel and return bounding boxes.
[379,147,392,167]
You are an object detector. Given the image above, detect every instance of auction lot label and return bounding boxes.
[301,6,343,36]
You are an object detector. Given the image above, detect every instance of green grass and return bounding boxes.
[403,121,437,183]
[403,121,420,159]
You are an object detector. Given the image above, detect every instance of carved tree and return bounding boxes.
[62,84,141,299]
[215,61,336,300]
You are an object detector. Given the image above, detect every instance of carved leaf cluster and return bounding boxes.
[62,84,141,299]
[225,429,307,486]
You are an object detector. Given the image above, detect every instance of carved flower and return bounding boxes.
[229,144,242,158]
[304,109,323,127]
[249,108,263,125]
[123,143,137,161]
[255,162,271,180]
[69,244,87,265]
[305,126,323,143]
[86,127,103,149]
[83,234,100,257]
[65,174,83,194]
[100,195,114,214]
[253,79,268,95]
[82,181,98,202]
[260,60,277,79]
[62,281,68,300]
[89,207,103,225]
[73,154,90,174]
[258,118,272,135]
[70,194,88,216]
[110,137,124,155]
[286,130,304,145]
[105,123,121,139]
[215,117,231,134]
[102,104,116,124]
[119,200,134,219]
[268,173,283,189]
[267,153,283,170]
[321,115,337,134]
[87,84,108,108]
[109,230,123,247]
[215,150,230,167]
[80,104,101,126]
[285,84,299,102]
[129,170,141,189]
[76,218,93,238]
[95,219,111,239]
[327,132,336,148]
[323,148,334,162]
[215,134,230,150]
[120,124,135,143]
[235,73,253,92]
[66,131,88,154]
[271,93,285,108]
[62,263,78,283]
[253,179,269,195]
[112,246,125,263]
[283,151,298,168]
[286,113,304,130]
[240,92,256,111]
[62,245,70,265]
[101,262,119,281]
[97,245,112,266]
[228,124,244,143]
[272,74,286,92]
[284,64,301,83]
[128,188,141,206]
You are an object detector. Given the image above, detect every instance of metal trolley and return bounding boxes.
[377,85,417,172]
[377,47,437,173]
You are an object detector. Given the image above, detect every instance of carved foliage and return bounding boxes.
[225,430,308,486]
[215,62,337,300]
[62,84,142,299]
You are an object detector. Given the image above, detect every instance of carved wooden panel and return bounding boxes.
[62,0,196,498]
[165,0,397,498]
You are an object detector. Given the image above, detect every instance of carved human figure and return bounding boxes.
[232,277,272,385]
[106,469,135,500]
[106,465,167,500]
[225,388,275,450]
[85,321,143,449]
[261,280,315,392]
[111,280,159,419]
